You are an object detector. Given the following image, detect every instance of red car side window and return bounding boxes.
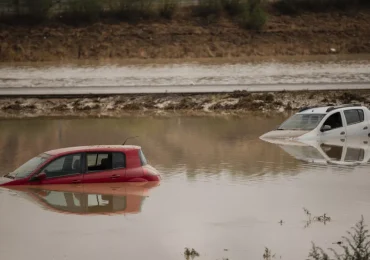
[42,153,82,179]
[86,152,113,172]
[113,152,126,169]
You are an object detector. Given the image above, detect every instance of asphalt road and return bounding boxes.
[0,82,369,96]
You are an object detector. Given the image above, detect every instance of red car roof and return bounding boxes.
[44,145,141,156]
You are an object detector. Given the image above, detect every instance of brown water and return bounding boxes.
[1,115,370,260]
[1,55,370,88]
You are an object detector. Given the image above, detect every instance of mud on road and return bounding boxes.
[1,89,369,118]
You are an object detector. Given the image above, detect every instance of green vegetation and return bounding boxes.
[0,0,266,29]
[63,0,103,23]
[24,0,53,19]
[158,0,178,19]
[308,216,370,260]
[112,0,157,22]
[0,0,178,23]
[221,0,246,16]
[193,0,223,18]
[191,0,267,30]
[272,0,370,15]
[0,0,369,29]
[236,0,267,30]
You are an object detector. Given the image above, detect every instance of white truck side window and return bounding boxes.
[322,112,343,130]
[344,109,364,125]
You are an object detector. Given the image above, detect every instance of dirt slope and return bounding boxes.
[0,11,370,62]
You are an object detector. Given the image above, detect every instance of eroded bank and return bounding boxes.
[1,89,369,118]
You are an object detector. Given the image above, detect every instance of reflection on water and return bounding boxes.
[1,114,370,260]
[263,135,370,166]
[1,56,370,88]
[7,182,159,216]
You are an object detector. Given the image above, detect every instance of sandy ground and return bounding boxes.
[0,89,369,118]
[1,10,370,62]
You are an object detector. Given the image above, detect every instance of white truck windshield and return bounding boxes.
[278,114,326,131]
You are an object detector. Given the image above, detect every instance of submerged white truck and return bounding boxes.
[260,104,370,142]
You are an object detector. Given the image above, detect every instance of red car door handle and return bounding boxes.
[72,180,81,183]
[111,174,120,179]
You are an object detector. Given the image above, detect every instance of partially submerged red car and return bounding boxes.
[0,145,161,186]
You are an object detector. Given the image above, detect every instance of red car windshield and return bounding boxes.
[7,153,51,179]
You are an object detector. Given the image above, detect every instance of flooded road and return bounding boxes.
[1,114,370,260]
[1,56,370,90]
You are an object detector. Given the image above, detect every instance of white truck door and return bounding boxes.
[343,108,369,137]
[320,111,347,141]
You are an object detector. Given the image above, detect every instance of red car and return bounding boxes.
[0,145,161,186]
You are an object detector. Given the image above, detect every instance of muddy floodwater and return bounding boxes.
[1,55,370,88]
[1,114,370,260]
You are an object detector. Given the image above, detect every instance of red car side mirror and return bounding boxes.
[30,172,47,182]
[37,172,47,180]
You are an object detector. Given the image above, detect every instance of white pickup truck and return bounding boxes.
[260,104,370,142]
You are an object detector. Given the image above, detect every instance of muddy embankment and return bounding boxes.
[1,10,370,62]
[1,89,370,118]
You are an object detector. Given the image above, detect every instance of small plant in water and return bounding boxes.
[184,248,200,259]
[304,207,311,216]
[263,247,275,260]
[313,213,331,223]
[303,208,331,228]
[308,216,370,260]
